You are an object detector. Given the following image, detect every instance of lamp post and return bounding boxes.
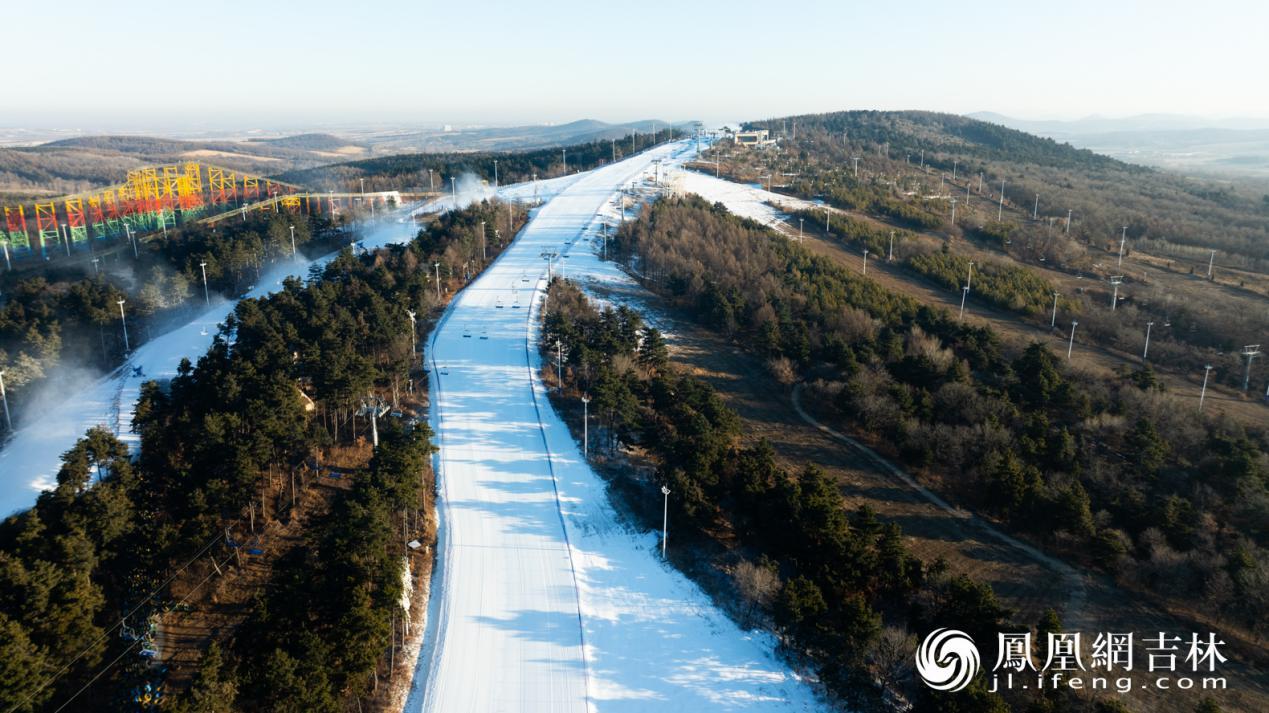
[660,485,671,558]
[861,249,868,276]
[1143,322,1155,361]
[117,299,129,353]
[1067,321,1078,360]
[966,260,974,291]
[199,261,210,305]
[555,339,563,392]
[0,369,11,431]
[1199,365,1214,411]
[480,220,486,261]
[581,394,590,457]
[433,262,441,302]
[959,285,969,320]
[450,177,457,208]
[798,218,803,244]
[406,309,417,358]
[289,225,296,257]
[493,160,498,188]
[1117,226,1127,268]
[888,231,895,261]
[1050,291,1059,328]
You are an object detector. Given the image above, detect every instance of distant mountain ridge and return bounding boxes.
[968,112,1269,135]
[969,112,1269,176]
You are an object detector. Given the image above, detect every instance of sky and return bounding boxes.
[5,0,1268,131]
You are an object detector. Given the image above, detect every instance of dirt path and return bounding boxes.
[592,275,1267,713]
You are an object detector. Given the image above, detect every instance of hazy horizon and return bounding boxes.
[7,0,1268,132]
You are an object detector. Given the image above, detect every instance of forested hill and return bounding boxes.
[277,129,686,193]
[746,110,1131,172]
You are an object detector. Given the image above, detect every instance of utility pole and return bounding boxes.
[959,285,970,320]
[0,369,11,431]
[117,299,129,353]
[1117,226,1127,268]
[1050,291,1059,327]
[1241,345,1262,391]
[1109,276,1123,310]
[1067,321,1078,360]
[199,261,210,305]
[1199,365,1214,411]
[1143,322,1155,360]
[581,394,590,457]
[660,485,671,558]
[997,180,1006,221]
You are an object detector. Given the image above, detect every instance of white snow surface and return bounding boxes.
[407,140,822,712]
[669,170,821,231]
[0,216,423,516]
[0,172,559,517]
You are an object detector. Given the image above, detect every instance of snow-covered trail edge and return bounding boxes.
[405,140,823,713]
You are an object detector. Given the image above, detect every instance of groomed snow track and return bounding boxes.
[407,141,822,713]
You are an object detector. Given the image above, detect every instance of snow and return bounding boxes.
[407,140,822,712]
[0,216,420,517]
[669,170,820,231]
[0,172,561,518]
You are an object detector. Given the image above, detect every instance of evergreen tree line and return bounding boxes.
[541,279,1058,712]
[0,200,515,711]
[0,213,336,426]
[279,128,688,194]
[611,197,1269,643]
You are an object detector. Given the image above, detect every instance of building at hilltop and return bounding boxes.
[733,129,775,148]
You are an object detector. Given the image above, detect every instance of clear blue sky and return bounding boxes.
[8,0,1267,130]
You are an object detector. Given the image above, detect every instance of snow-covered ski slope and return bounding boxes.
[0,217,421,516]
[0,173,575,518]
[408,140,821,712]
